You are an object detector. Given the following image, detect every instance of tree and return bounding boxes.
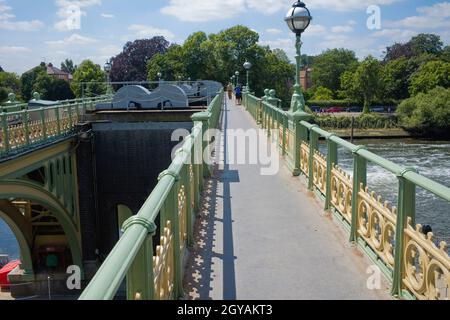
[342,56,382,113]
[409,33,443,56]
[383,42,414,63]
[381,57,412,100]
[20,63,46,101]
[0,66,3,72]
[71,60,106,98]
[397,87,450,137]
[441,46,450,62]
[273,49,291,64]
[61,59,77,74]
[110,37,170,82]
[311,86,334,101]
[147,26,294,106]
[0,71,21,95]
[311,49,358,95]
[409,60,450,96]
[33,73,74,101]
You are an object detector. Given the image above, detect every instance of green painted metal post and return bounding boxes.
[391,168,417,297]
[124,218,156,300]
[39,108,47,140]
[1,112,9,153]
[325,135,337,210]
[56,107,61,135]
[191,112,211,179]
[350,147,367,242]
[308,127,319,190]
[22,111,30,147]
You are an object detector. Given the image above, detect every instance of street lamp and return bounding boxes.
[157,72,162,83]
[235,71,240,86]
[232,75,236,87]
[243,61,252,92]
[104,60,112,95]
[285,1,312,113]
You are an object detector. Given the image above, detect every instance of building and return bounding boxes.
[300,67,313,91]
[46,63,73,82]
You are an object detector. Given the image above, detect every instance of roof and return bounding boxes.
[46,63,73,79]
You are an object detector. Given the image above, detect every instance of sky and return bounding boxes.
[0,0,449,74]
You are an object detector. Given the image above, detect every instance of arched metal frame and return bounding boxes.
[0,180,83,277]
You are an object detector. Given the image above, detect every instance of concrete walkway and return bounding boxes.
[184,98,390,300]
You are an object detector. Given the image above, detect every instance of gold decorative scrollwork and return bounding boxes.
[357,184,396,268]
[153,221,174,300]
[300,142,309,175]
[330,164,352,223]
[312,151,327,194]
[403,217,450,300]
[178,185,187,250]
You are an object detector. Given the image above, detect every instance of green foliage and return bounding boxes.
[61,59,77,74]
[311,86,334,101]
[409,60,450,96]
[0,70,21,103]
[71,60,106,98]
[311,48,358,95]
[312,114,398,130]
[33,73,74,101]
[381,57,412,100]
[409,33,443,56]
[397,86,450,137]
[147,25,294,107]
[342,56,383,113]
[20,64,46,101]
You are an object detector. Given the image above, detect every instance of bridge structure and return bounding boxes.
[0,85,449,300]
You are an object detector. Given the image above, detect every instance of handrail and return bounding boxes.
[244,91,450,300]
[0,96,113,158]
[79,89,224,300]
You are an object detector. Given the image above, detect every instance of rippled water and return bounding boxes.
[320,139,450,245]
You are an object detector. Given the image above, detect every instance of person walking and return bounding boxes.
[227,83,233,100]
[235,84,242,105]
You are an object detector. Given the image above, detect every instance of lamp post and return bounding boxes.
[235,71,240,87]
[243,61,252,92]
[284,1,312,113]
[232,75,236,87]
[104,60,112,95]
[157,72,162,84]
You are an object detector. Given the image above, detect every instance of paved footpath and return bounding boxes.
[184,98,390,300]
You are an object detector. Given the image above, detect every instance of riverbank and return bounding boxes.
[323,128,411,139]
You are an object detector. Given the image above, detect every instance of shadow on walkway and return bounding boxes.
[183,98,238,300]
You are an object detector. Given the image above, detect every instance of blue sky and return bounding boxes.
[0,0,449,74]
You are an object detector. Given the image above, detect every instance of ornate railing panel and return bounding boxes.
[178,186,187,250]
[403,217,450,300]
[300,142,309,175]
[312,151,327,195]
[330,165,353,223]
[358,184,396,269]
[153,221,175,300]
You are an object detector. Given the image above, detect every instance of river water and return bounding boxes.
[0,139,449,258]
[319,139,450,246]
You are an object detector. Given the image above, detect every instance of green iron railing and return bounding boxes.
[79,90,224,300]
[0,96,112,158]
[244,92,450,300]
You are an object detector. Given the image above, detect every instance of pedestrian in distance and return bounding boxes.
[227,83,233,100]
[235,84,242,105]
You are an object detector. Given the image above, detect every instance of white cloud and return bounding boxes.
[45,33,98,47]
[0,0,44,31]
[0,46,32,54]
[331,25,353,33]
[303,24,327,37]
[265,28,283,35]
[386,2,450,29]
[161,0,245,22]
[371,28,418,42]
[161,0,403,22]
[128,24,175,41]
[100,13,115,18]
[54,0,102,31]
